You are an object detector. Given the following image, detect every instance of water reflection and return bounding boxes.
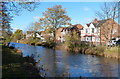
[9,42,119,77]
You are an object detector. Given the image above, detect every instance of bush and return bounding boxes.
[94,46,105,53]
[26,38,40,45]
[64,31,82,52]
[43,40,56,48]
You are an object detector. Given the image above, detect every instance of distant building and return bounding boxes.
[81,18,120,46]
[26,31,41,39]
[99,18,120,45]
[40,31,46,41]
[56,24,83,42]
[56,27,70,42]
[81,19,100,46]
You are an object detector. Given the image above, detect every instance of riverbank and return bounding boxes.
[2,45,42,78]
[55,44,120,59]
[7,42,120,77]
[13,40,120,59]
[18,39,55,48]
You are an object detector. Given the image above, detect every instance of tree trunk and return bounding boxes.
[53,30,56,46]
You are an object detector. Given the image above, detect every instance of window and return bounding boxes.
[92,28,94,33]
[96,38,100,41]
[86,37,89,41]
[92,37,95,41]
[112,29,117,34]
[97,28,100,33]
[86,29,88,33]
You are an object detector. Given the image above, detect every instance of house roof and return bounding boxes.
[26,31,35,34]
[86,18,112,28]
[40,31,45,34]
[76,24,83,29]
[26,31,41,35]
[57,27,70,32]
[57,27,64,32]
[72,24,83,30]
[36,32,41,35]
[86,23,91,27]
[56,24,83,33]
[96,19,108,27]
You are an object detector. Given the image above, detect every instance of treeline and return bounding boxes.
[1,2,39,46]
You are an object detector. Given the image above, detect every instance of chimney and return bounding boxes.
[93,18,98,23]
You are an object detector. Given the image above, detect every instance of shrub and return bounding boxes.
[94,46,105,53]
[64,31,81,52]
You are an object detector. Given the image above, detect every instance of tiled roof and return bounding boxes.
[26,31,35,34]
[40,31,45,34]
[76,24,83,29]
[86,18,112,27]
[57,27,64,32]
[86,23,91,27]
[27,31,41,35]
[72,24,83,30]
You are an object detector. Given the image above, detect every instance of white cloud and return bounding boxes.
[83,7,90,11]
[33,16,41,20]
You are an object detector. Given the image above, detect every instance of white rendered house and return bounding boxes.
[81,22,100,45]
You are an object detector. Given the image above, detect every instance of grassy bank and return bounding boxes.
[56,44,119,59]
[2,45,41,78]
[104,47,119,58]
[19,39,55,48]
[15,39,119,59]
[83,46,119,59]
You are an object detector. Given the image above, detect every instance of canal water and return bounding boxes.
[9,42,119,77]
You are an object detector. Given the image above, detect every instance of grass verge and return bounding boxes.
[2,45,41,78]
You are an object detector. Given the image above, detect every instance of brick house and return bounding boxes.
[56,27,70,42]
[99,18,120,45]
[81,18,120,46]
[56,24,83,42]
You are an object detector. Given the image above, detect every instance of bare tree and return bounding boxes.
[27,22,43,39]
[96,2,118,45]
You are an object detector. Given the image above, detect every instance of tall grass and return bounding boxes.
[105,46,118,53]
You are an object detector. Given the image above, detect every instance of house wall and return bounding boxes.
[100,20,119,45]
[56,28,68,42]
[81,23,100,46]
[26,33,34,39]
[56,25,83,43]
